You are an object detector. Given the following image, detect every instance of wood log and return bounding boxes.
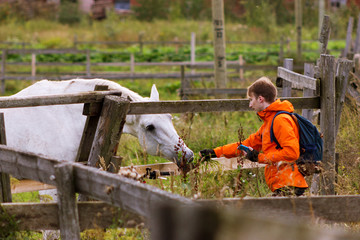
[54,162,80,239]
[128,97,320,115]
[0,90,122,109]
[0,202,144,230]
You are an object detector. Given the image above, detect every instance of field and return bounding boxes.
[1,16,360,239]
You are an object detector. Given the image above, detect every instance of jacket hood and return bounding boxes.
[257,99,294,120]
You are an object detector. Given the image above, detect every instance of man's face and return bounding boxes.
[249,93,265,112]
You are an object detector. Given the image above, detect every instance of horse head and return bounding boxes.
[123,85,194,167]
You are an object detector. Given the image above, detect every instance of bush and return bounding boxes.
[58,2,81,24]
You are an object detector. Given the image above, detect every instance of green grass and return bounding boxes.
[1,17,360,239]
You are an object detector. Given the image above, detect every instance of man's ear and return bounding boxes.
[258,95,264,103]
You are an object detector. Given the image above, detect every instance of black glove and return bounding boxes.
[199,149,217,160]
[246,149,259,162]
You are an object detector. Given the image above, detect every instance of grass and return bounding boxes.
[1,16,360,239]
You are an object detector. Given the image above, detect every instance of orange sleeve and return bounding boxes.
[258,115,299,164]
[213,126,263,158]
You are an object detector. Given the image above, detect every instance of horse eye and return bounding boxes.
[146,124,155,131]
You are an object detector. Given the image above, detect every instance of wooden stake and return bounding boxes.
[55,162,80,240]
[319,54,336,195]
[212,0,227,93]
[0,112,11,203]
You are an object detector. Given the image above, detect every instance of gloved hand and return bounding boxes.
[245,149,259,162]
[199,149,217,160]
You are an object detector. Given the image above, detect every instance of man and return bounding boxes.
[199,77,308,196]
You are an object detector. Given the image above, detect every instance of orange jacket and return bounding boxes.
[213,99,308,191]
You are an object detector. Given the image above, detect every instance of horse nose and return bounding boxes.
[186,150,194,163]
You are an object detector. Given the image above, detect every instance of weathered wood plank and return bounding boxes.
[354,14,360,54]
[277,66,317,90]
[0,202,144,230]
[282,58,293,97]
[128,97,320,114]
[212,0,227,90]
[88,95,130,170]
[302,63,316,120]
[153,203,360,240]
[335,59,353,135]
[0,145,193,219]
[181,88,248,96]
[319,15,331,54]
[343,17,354,58]
[199,194,360,223]
[6,49,88,54]
[76,85,109,163]
[0,90,122,109]
[55,162,80,240]
[0,112,11,203]
[11,179,55,193]
[319,54,336,195]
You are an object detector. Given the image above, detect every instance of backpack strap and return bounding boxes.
[270,111,293,150]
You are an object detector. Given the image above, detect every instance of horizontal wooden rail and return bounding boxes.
[128,97,320,114]
[181,88,248,96]
[0,90,122,109]
[6,49,88,54]
[1,202,144,230]
[0,145,193,219]
[0,92,319,113]
[277,66,317,90]
[1,72,215,81]
[199,195,360,223]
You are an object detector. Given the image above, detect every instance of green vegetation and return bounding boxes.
[1,3,360,239]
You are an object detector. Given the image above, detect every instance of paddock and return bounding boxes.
[0,17,359,240]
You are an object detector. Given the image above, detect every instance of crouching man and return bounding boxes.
[200,77,308,196]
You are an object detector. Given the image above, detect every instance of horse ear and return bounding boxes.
[150,84,159,101]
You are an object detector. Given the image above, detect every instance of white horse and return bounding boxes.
[3,79,194,167]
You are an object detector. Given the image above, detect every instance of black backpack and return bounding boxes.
[270,111,323,176]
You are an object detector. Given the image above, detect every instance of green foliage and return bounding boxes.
[241,0,277,33]
[58,2,81,24]
[132,0,170,21]
[0,206,19,239]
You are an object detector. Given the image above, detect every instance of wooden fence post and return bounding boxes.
[139,32,144,54]
[343,17,354,58]
[279,36,284,64]
[54,162,81,240]
[31,53,36,83]
[302,63,315,120]
[282,58,293,97]
[295,0,302,59]
[335,59,353,136]
[130,53,135,75]
[86,49,91,77]
[238,55,244,81]
[319,54,336,195]
[212,0,227,91]
[191,32,196,74]
[75,85,110,163]
[319,15,331,55]
[180,65,189,100]
[0,112,11,203]
[1,50,6,95]
[354,14,360,54]
[88,95,130,171]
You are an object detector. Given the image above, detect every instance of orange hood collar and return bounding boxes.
[257,99,294,120]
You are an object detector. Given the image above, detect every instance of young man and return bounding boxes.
[199,77,308,196]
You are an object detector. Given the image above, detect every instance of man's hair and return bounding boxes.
[247,77,277,103]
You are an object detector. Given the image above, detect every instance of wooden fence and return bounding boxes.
[0,15,358,240]
[0,44,356,238]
